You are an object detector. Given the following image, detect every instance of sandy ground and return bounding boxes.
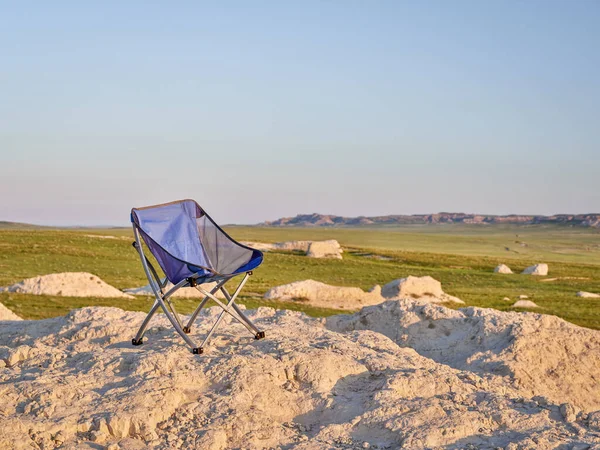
[1,300,599,449]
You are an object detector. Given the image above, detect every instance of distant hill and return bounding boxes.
[0,221,49,229]
[261,213,600,228]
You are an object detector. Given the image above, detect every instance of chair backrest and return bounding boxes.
[131,199,258,283]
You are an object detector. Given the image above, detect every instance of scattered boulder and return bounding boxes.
[306,240,343,259]
[522,264,549,276]
[577,291,600,298]
[519,295,529,299]
[0,273,133,299]
[381,276,464,304]
[494,264,513,274]
[503,297,511,301]
[0,302,22,321]
[264,279,384,309]
[124,279,224,299]
[513,300,539,308]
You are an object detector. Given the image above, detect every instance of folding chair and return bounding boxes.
[129,199,265,354]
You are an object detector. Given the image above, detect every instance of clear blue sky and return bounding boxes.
[1,1,598,225]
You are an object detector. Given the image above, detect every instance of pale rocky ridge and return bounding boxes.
[0,301,599,449]
[0,273,134,299]
[242,240,343,259]
[264,276,464,309]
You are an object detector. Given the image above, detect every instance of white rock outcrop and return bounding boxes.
[241,240,343,259]
[381,276,464,304]
[494,264,513,274]
[513,300,539,308]
[1,301,599,449]
[522,263,549,276]
[0,302,22,321]
[306,240,343,259]
[577,291,600,298]
[0,273,133,299]
[264,279,383,309]
[241,240,312,252]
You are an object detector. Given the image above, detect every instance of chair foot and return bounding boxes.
[254,331,266,340]
[182,326,191,334]
[132,338,143,346]
[192,347,204,355]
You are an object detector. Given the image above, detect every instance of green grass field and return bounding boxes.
[1,225,599,329]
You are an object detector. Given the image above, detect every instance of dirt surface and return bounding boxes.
[1,300,599,449]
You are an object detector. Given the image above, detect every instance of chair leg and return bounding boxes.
[132,301,161,345]
[224,289,262,335]
[184,279,229,333]
[157,299,199,350]
[197,274,258,349]
[199,307,229,349]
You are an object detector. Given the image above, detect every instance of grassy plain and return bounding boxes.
[1,224,599,329]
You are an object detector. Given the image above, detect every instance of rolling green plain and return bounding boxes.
[1,224,599,329]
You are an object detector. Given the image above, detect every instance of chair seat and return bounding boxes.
[131,199,263,284]
[189,250,263,283]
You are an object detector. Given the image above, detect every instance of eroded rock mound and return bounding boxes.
[513,300,539,308]
[381,276,464,304]
[1,302,599,449]
[522,263,549,276]
[306,240,343,259]
[0,302,22,321]
[264,279,383,309]
[241,240,343,259]
[0,273,133,299]
[240,240,312,252]
[327,300,600,414]
[494,264,513,274]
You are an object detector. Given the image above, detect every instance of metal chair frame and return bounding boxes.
[131,225,264,354]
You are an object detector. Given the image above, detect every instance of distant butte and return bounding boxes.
[260,213,600,228]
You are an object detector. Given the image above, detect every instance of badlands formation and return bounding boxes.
[1,300,600,449]
[264,276,464,310]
